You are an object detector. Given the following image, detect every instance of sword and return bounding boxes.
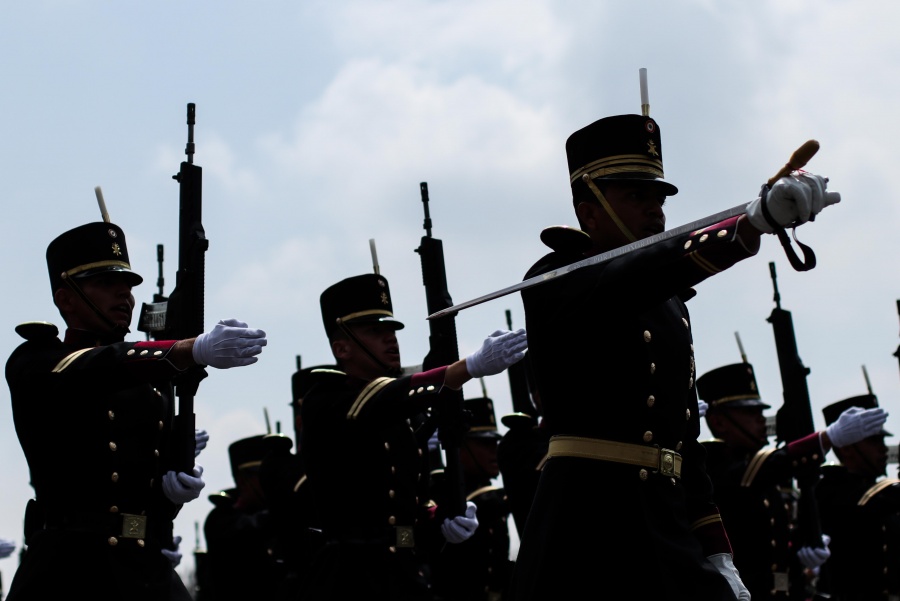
[428,140,820,320]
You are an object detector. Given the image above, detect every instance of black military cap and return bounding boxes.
[320,274,405,339]
[228,434,281,478]
[823,394,891,436]
[696,363,771,410]
[566,114,678,198]
[464,397,502,440]
[46,222,143,294]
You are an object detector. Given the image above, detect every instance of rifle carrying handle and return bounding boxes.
[767,139,819,187]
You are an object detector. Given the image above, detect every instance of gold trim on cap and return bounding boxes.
[65,260,133,278]
[570,154,665,184]
[710,394,761,406]
[340,309,394,322]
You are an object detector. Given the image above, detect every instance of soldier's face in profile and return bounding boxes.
[58,272,135,332]
[345,322,401,377]
[710,406,769,451]
[578,180,668,251]
[462,437,500,480]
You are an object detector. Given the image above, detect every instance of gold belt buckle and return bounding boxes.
[120,514,147,539]
[772,572,789,592]
[657,448,680,478]
[395,526,415,548]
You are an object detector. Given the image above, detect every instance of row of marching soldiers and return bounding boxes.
[5,82,900,601]
[195,344,900,601]
[194,272,529,601]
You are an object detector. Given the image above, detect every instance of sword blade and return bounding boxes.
[427,202,750,320]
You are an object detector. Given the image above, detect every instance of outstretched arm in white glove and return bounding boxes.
[797,534,831,569]
[824,406,888,449]
[442,329,527,390]
[465,329,528,378]
[192,319,268,369]
[161,535,183,568]
[441,501,479,544]
[745,173,841,233]
[707,553,751,601]
[162,465,206,504]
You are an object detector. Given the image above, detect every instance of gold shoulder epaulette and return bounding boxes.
[15,321,59,341]
[859,478,900,506]
[742,447,777,487]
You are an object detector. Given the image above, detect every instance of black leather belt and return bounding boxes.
[43,511,148,540]
[327,525,415,549]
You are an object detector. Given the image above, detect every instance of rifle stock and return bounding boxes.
[767,261,823,549]
[415,182,466,515]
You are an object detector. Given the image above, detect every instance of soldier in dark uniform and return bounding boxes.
[696,362,884,599]
[258,364,333,601]
[203,433,289,601]
[816,394,900,600]
[299,273,527,601]
[497,352,548,539]
[510,108,842,601]
[5,220,267,601]
[430,396,513,601]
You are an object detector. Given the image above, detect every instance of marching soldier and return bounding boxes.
[258,363,332,601]
[430,396,513,601]
[204,433,289,601]
[5,219,267,601]
[497,353,548,539]
[510,85,841,600]
[696,362,887,599]
[299,272,527,600]
[816,393,900,600]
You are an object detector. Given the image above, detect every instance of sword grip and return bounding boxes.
[767,139,820,187]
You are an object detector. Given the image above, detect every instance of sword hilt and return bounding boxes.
[767,140,819,187]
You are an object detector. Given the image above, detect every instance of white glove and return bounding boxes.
[707,553,751,601]
[826,406,888,448]
[698,400,709,419]
[745,173,840,233]
[162,465,206,504]
[194,429,209,458]
[0,537,15,559]
[441,501,479,544]
[192,319,267,369]
[161,535,183,568]
[797,534,831,569]
[465,329,527,379]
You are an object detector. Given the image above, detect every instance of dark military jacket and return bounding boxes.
[702,435,825,600]
[299,367,454,601]
[511,216,759,601]
[258,444,323,601]
[816,464,900,600]
[5,324,191,601]
[497,419,549,538]
[203,489,282,601]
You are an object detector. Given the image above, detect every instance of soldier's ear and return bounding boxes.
[331,338,352,361]
[53,287,75,313]
[575,201,599,231]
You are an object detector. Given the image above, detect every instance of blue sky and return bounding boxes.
[2,0,898,581]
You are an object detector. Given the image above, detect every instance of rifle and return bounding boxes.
[766,260,823,551]
[414,181,466,516]
[137,102,209,472]
[505,309,537,423]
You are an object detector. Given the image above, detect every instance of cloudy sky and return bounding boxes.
[2,0,898,584]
